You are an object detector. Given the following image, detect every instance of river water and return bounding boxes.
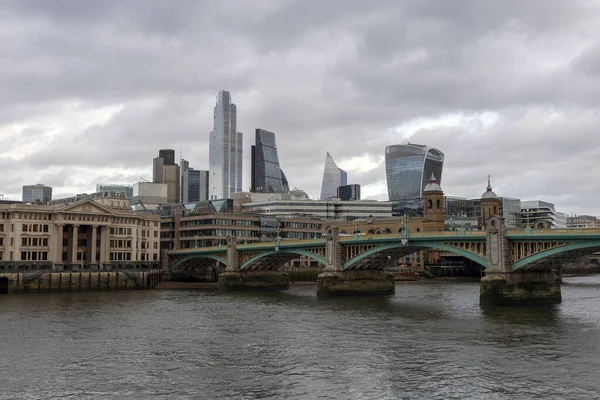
[2,276,600,400]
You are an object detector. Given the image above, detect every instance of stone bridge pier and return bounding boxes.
[480,216,561,306]
[316,226,395,297]
[218,237,290,291]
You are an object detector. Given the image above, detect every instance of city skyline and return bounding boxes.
[2,1,600,215]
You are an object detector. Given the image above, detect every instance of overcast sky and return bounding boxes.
[2,0,600,215]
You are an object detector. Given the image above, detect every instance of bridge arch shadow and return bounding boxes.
[343,242,488,270]
[511,241,600,271]
[170,255,227,282]
[240,249,326,271]
[0,277,8,294]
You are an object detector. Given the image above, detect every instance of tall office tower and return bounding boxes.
[181,158,209,203]
[337,184,361,201]
[96,184,134,206]
[385,144,444,201]
[152,149,180,204]
[209,90,243,199]
[320,152,347,200]
[22,184,53,204]
[251,129,289,193]
[159,149,175,166]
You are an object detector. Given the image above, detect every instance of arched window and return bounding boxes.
[493,206,497,215]
[427,199,432,209]
[436,199,441,209]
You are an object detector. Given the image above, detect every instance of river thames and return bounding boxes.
[2,276,600,399]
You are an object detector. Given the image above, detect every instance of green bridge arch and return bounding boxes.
[171,254,228,270]
[240,249,326,271]
[343,241,489,270]
[511,241,600,271]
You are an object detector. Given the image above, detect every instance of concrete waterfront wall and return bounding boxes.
[0,270,161,295]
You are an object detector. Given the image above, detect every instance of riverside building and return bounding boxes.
[0,199,160,269]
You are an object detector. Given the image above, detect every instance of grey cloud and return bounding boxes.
[1,0,600,214]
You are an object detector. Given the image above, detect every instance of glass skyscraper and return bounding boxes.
[385,144,444,201]
[251,129,289,193]
[209,90,243,200]
[181,159,209,203]
[22,184,53,204]
[320,152,347,200]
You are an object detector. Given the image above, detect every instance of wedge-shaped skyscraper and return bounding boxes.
[320,152,347,200]
[251,129,289,193]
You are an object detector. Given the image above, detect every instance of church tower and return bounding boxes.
[480,176,500,228]
[422,173,444,232]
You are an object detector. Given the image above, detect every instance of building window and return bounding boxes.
[427,199,432,209]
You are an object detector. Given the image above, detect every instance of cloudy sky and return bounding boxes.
[2,0,600,215]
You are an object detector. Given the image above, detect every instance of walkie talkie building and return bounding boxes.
[385,144,444,216]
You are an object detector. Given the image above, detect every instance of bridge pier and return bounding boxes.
[480,215,562,306]
[317,270,395,297]
[218,270,290,291]
[316,226,395,297]
[480,271,561,306]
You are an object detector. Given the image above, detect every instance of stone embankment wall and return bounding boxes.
[0,270,161,295]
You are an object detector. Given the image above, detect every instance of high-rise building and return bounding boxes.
[251,129,289,193]
[181,158,209,203]
[209,90,243,200]
[337,184,361,201]
[385,144,444,201]
[96,184,134,206]
[22,184,53,204]
[153,149,180,204]
[320,152,347,200]
[159,149,175,166]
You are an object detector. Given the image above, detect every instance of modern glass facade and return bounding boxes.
[443,196,522,229]
[385,144,444,201]
[96,184,134,206]
[338,184,361,201]
[22,184,53,204]
[521,200,565,228]
[209,90,243,200]
[182,169,209,203]
[251,129,289,193]
[320,152,347,200]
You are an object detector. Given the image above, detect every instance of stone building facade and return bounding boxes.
[0,199,160,270]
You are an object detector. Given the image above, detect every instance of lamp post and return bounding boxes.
[275,226,281,252]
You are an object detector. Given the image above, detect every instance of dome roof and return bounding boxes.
[423,173,442,192]
[482,176,498,199]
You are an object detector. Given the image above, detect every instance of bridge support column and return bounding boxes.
[479,215,561,306]
[218,237,290,291]
[480,270,561,306]
[317,226,395,297]
[317,270,395,297]
[218,270,290,291]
